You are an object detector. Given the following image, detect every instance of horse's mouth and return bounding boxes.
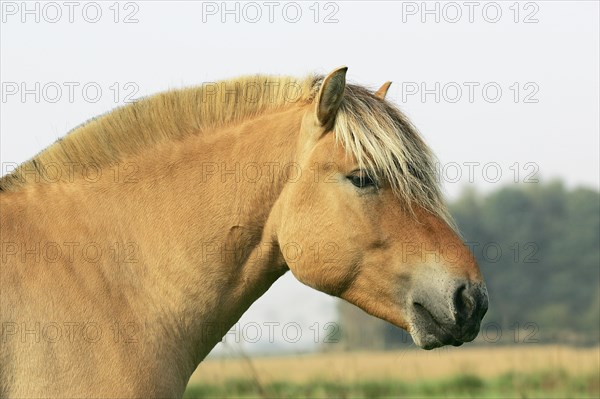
[410,302,465,350]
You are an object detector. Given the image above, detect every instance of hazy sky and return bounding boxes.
[1,1,598,354]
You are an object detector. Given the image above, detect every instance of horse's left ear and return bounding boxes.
[374,81,392,100]
[316,66,348,128]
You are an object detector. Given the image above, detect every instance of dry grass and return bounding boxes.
[190,345,599,385]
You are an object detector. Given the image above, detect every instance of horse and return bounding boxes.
[0,67,488,397]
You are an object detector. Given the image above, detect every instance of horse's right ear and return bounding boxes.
[316,66,348,128]
[374,81,392,100]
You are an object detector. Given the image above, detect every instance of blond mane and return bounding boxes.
[0,75,316,192]
[0,73,453,227]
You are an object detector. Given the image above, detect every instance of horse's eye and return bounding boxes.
[348,172,376,188]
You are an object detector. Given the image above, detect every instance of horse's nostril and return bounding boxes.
[453,284,475,321]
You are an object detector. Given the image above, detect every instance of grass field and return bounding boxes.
[185,345,599,398]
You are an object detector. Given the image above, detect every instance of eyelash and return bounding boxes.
[347,172,377,188]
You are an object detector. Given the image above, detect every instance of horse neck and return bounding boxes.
[96,105,305,360]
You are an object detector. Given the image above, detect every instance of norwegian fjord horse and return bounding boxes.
[0,67,487,397]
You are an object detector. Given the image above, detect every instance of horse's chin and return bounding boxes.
[408,304,467,350]
[410,329,465,350]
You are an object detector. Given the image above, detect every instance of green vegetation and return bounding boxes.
[339,181,600,348]
[184,369,600,398]
[453,181,600,344]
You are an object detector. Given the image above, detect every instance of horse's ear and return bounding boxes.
[374,81,392,100]
[316,66,348,128]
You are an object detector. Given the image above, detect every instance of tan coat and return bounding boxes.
[0,68,487,397]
